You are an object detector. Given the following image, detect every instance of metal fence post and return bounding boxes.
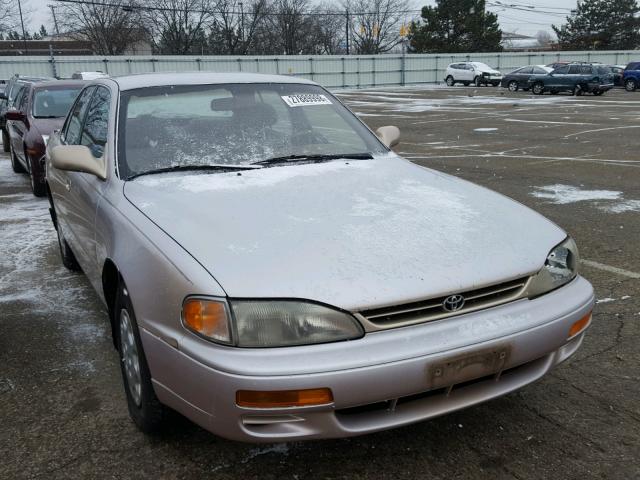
[401,52,406,86]
[372,56,376,87]
[196,58,201,71]
[237,58,243,72]
[357,56,360,88]
[102,58,109,74]
[341,57,346,87]
[48,44,57,78]
[126,58,132,74]
[275,57,280,75]
[435,55,439,83]
[309,57,314,82]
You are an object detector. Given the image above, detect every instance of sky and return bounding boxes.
[22,0,579,39]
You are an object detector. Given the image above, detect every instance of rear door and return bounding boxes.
[516,67,533,86]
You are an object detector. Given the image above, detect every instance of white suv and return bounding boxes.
[445,62,503,87]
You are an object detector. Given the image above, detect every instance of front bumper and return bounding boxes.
[142,276,594,442]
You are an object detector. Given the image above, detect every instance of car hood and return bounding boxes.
[479,68,501,75]
[123,155,566,311]
[31,117,65,135]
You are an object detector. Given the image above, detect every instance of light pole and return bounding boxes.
[49,4,61,36]
[17,0,29,54]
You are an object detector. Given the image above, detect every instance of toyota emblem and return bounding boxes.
[443,294,465,312]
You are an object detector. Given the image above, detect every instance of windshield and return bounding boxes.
[472,63,493,70]
[118,83,386,178]
[33,88,82,118]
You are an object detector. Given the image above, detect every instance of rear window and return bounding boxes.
[33,87,82,118]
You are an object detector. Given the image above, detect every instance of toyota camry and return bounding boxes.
[45,73,594,442]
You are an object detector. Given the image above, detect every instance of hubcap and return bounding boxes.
[120,309,142,406]
[509,82,517,91]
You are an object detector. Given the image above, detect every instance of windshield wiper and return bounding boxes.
[252,153,373,167]
[127,164,260,180]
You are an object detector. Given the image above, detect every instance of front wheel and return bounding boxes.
[507,80,519,92]
[9,143,26,173]
[2,128,9,152]
[28,153,46,197]
[532,83,545,95]
[445,76,455,87]
[116,283,168,433]
[625,79,636,92]
[463,81,470,86]
[474,76,482,87]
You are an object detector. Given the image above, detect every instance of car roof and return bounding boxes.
[32,80,88,89]
[107,72,318,91]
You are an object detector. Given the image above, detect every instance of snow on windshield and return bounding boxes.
[119,83,386,178]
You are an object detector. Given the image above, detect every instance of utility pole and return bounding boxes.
[345,9,350,55]
[49,5,61,36]
[17,0,28,54]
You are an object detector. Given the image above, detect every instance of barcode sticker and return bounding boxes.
[281,94,332,107]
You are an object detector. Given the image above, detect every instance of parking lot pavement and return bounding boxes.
[1,85,639,479]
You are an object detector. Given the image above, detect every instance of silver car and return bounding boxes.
[45,73,594,442]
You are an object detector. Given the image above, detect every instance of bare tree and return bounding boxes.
[344,0,409,53]
[209,0,269,54]
[261,0,315,54]
[535,30,552,47]
[309,3,346,54]
[0,0,31,39]
[141,0,215,54]
[56,0,145,55]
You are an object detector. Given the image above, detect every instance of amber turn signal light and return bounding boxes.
[236,388,334,408]
[182,298,231,343]
[568,312,592,339]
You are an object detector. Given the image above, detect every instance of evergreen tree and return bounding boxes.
[39,25,48,38]
[553,0,640,50]
[410,0,502,53]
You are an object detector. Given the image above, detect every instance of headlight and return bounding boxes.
[527,237,579,298]
[182,298,364,347]
[41,134,49,145]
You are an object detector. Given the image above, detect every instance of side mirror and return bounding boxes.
[50,145,106,180]
[5,110,25,121]
[375,125,400,148]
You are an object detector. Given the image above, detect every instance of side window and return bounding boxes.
[63,87,95,145]
[80,86,110,158]
[17,88,31,112]
[554,66,569,74]
[568,65,581,74]
[533,67,548,74]
[520,67,533,74]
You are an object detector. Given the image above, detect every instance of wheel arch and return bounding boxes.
[102,258,121,348]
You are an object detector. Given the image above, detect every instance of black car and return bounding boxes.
[0,75,52,152]
[501,65,553,92]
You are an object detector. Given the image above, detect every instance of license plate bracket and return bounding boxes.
[428,346,511,390]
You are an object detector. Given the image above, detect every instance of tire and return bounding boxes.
[445,76,455,87]
[507,80,519,92]
[27,153,46,197]
[9,143,26,173]
[573,84,584,96]
[474,76,482,87]
[115,282,168,433]
[532,82,545,95]
[53,201,81,271]
[2,128,9,152]
[625,78,636,92]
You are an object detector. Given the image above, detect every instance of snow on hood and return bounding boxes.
[123,155,565,311]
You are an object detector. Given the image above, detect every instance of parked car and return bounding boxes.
[71,71,108,80]
[607,65,625,87]
[622,61,640,91]
[445,62,502,87]
[0,74,52,152]
[529,64,614,96]
[501,65,553,92]
[46,73,593,442]
[5,80,85,196]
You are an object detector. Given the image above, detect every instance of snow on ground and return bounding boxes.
[0,157,107,375]
[531,184,640,214]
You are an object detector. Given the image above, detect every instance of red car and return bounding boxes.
[6,80,85,196]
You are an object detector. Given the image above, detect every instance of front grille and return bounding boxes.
[360,277,529,328]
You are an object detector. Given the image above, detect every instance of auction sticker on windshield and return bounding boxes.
[281,94,332,107]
